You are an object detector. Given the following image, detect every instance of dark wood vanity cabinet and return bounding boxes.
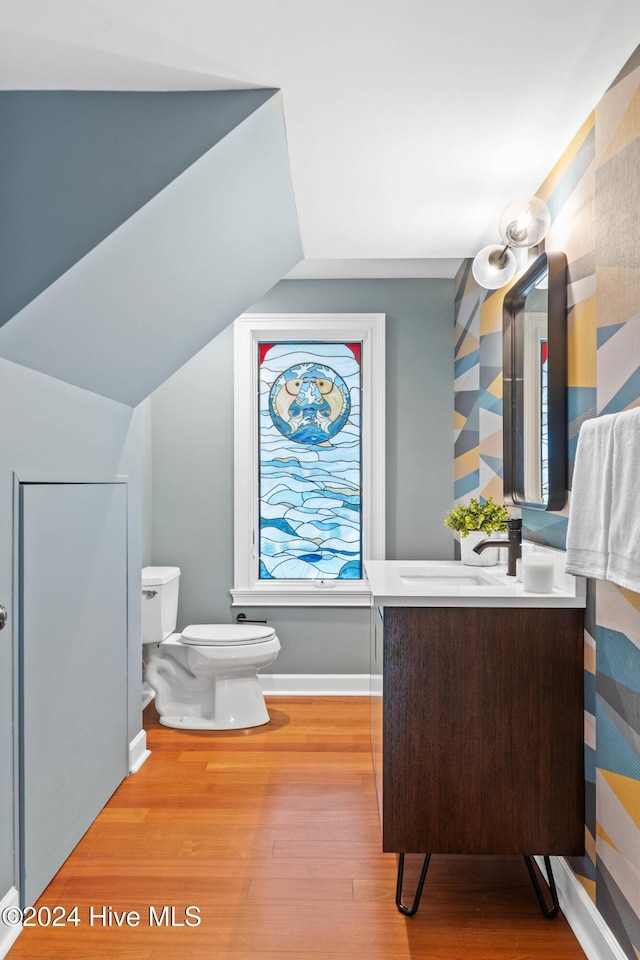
[373,605,585,856]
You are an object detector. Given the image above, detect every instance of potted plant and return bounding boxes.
[444,497,509,566]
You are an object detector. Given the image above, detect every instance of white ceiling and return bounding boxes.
[3,0,640,278]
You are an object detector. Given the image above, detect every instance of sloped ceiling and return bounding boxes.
[3,0,640,270]
[1,1,639,403]
[0,89,303,404]
[0,89,279,325]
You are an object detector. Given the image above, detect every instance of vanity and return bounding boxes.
[365,557,586,916]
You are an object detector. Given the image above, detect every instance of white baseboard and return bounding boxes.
[0,887,22,958]
[260,673,370,696]
[535,857,627,960]
[128,729,150,773]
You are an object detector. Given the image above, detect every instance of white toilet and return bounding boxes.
[142,566,280,730]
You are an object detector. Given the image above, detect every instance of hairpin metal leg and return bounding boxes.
[395,853,431,916]
[524,855,560,919]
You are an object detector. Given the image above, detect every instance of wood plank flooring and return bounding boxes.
[8,697,586,959]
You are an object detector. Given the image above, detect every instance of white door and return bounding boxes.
[19,482,128,905]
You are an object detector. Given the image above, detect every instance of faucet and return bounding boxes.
[473,517,522,576]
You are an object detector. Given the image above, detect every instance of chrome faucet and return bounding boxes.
[472,517,522,576]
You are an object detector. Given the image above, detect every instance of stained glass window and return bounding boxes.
[233,313,384,607]
[258,342,362,580]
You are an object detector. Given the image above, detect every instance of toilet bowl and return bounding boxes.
[142,566,280,730]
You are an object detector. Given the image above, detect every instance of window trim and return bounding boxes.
[232,313,385,606]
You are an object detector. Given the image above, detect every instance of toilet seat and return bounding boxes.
[180,623,276,646]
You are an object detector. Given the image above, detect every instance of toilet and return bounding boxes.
[142,566,280,730]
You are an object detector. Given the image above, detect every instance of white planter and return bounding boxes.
[460,530,499,566]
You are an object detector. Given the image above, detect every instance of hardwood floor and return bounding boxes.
[9,697,586,959]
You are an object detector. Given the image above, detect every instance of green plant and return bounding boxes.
[444,497,509,538]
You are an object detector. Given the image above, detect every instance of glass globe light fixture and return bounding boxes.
[471,244,517,289]
[498,196,551,248]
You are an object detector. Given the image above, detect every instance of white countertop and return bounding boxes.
[363,558,587,608]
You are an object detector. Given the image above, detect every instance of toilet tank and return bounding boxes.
[141,566,180,644]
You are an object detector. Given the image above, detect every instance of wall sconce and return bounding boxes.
[472,196,551,289]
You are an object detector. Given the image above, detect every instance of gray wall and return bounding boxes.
[147,278,454,674]
[0,358,142,899]
[139,397,154,568]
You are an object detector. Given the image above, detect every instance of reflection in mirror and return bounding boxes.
[520,275,548,503]
[503,252,567,511]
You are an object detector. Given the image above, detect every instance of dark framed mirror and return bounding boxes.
[503,251,567,511]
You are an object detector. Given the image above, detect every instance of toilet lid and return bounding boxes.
[181,623,276,646]
[142,565,180,586]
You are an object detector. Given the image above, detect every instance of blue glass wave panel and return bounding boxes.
[258,341,362,580]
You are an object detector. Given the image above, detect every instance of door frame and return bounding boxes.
[11,472,130,905]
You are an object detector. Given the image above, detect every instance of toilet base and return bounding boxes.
[158,710,270,731]
[146,644,277,731]
[157,674,271,730]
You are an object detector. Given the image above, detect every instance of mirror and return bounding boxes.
[503,251,567,510]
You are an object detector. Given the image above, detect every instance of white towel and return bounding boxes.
[606,407,640,593]
[565,413,617,580]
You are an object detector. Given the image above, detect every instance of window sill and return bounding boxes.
[230,583,372,607]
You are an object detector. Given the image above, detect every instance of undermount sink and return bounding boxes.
[397,566,498,587]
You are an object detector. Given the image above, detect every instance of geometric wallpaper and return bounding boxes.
[592,44,640,960]
[454,43,640,960]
